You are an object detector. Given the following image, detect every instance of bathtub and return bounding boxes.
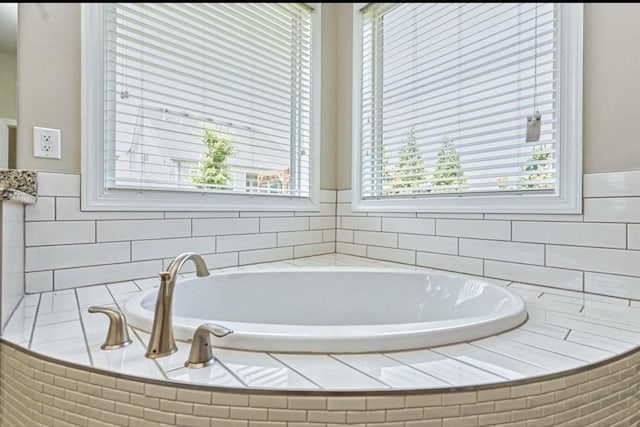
[124,268,527,353]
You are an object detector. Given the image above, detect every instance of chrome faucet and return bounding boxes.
[145,252,210,359]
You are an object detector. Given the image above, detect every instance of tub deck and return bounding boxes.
[2,254,640,393]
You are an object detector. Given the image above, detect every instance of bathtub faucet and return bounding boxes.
[145,252,210,359]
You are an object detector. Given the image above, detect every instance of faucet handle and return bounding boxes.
[184,323,233,369]
[88,306,133,350]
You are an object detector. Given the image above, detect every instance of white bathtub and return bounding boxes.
[124,268,527,353]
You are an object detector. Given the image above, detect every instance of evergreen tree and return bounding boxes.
[520,144,553,189]
[191,126,234,188]
[385,127,426,194]
[432,137,466,192]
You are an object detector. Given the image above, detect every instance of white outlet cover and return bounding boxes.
[33,126,62,159]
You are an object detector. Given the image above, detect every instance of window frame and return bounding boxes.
[81,3,321,211]
[351,3,583,214]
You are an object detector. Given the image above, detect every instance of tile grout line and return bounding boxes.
[26,293,43,350]
[73,288,95,367]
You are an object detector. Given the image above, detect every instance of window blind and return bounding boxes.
[104,3,313,197]
[360,3,557,198]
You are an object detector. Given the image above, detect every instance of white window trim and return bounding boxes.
[351,3,583,214]
[81,4,321,212]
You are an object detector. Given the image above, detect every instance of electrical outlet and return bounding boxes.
[33,127,61,159]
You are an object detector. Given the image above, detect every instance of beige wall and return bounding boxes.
[16,3,80,173]
[14,4,640,188]
[0,52,17,120]
[336,3,640,189]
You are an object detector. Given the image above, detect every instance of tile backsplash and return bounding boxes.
[336,170,640,301]
[20,169,640,299]
[24,172,336,292]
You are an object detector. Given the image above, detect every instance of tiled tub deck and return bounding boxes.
[1,254,639,426]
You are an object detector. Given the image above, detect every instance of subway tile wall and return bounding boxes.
[24,172,336,293]
[336,170,640,300]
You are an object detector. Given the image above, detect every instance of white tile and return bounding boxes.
[628,224,640,250]
[192,218,258,236]
[36,308,79,326]
[584,170,640,198]
[520,321,569,339]
[382,218,435,235]
[132,237,215,261]
[167,363,243,387]
[632,301,640,308]
[484,261,583,291]
[418,213,484,219]
[240,211,294,218]
[398,234,458,255]
[26,221,95,246]
[416,252,483,275]
[337,190,351,203]
[511,282,628,305]
[580,304,640,330]
[97,219,191,242]
[545,312,640,344]
[529,294,584,314]
[546,245,640,277]
[336,229,354,242]
[436,219,511,240]
[162,252,238,273]
[297,202,336,217]
[584,272,640,300]
[134,277,160,290]
[31,320,84,344]
[509,287,544,302]
[512,222,626,248]
[217,233,277,253]
[354,231,397,248]
[567,330,632,353]
[472,336,583,371]
[90,335,164,380]
[56,197,164,220]
[278,230,323,247]
[333,354,449,388]
[107,281,140,296]
[272,354,387,390]
[25,197,55,221]
[320,189,337,203]
[386,349,504,386]
[54,260,163,290]
[239,247,293,265]
[260,217,309,232]
[20,294,41,308]
[214,349,317,389]
[336,203,367,216]
[484,213,584,222]
[584,197,640,223]
[294,242,335,258]
[309,216,336,230]
[434,343,550,380]
[367,246,415,265]
[459,239,544,265]
[322,229,336,243]
[340,216,381,231]
[499,329,613,362]
[2,306,37,343]
[76,285,114,307]
[166,211,239,219]
[336,242,367,257]
[25,271,53,293]
[37,172,80,197]
[38,290,77,314]
[368,211,416,218]
[32,337,90,365]
[25,242,130,271]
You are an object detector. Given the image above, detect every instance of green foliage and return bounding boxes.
[191,126,234,188]
[496,144,552,190]
[385,127,427,194]
[432,137,466,192]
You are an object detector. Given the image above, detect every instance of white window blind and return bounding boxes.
[105,3,313,197]
[359,3,558,198]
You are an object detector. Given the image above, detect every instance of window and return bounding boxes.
[82,3,320,211]
[353,3,582,213]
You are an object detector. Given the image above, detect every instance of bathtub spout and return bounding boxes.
[145,253,210,359]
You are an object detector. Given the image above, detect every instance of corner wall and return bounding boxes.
[0,201,25,330]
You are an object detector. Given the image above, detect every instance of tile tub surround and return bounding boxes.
[0,168,37,196]
[0,199,26,333]
[337,169,640,301]
[24,172,337,292]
